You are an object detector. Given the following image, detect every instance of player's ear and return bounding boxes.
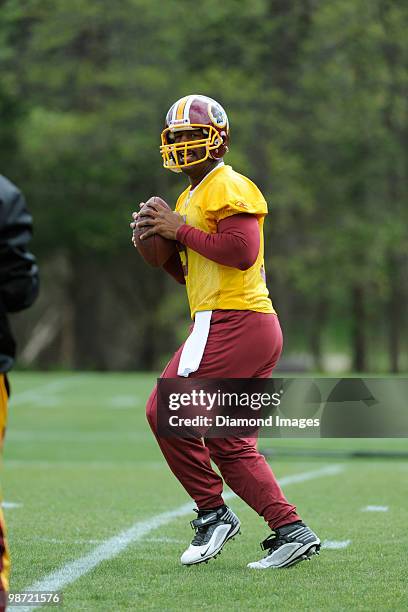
[212,131,228,159]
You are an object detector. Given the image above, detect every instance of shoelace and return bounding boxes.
[261,522,307,554]
[260,531,288,553]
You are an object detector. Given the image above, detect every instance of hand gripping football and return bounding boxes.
[133,196,178,267]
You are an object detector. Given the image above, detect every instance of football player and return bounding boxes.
[0,175,39,603]
[132,95,320,568]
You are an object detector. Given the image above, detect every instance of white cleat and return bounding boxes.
[181,506,241,565]
[247,521,320,569]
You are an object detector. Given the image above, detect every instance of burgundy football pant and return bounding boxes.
[146,310,301,530]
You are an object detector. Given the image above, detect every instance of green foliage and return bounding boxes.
[1,0,407,370]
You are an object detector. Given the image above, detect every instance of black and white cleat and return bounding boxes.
[181,506,241,566]
[247,521,320,569]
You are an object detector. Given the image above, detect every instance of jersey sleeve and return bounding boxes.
[203,173,268,230]
[176,213,260,271]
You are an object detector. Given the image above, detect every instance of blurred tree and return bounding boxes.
[378,0,408,372]
[292,0,408,371]
[1,0,190,369]
[0,0,406,371]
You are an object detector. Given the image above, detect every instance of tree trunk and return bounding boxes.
[351,285,366,372]
[387,254,403,373]
[60,254,75,368]
[309,297,328,371]
[378,6,405,373]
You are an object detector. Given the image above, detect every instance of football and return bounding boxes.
[133,196,178,267]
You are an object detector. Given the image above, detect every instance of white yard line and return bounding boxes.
[9,464,345,612]
[7,430,149,442]
[361,505,389,512]
[35,536,184,545]
[10,377,86,406]
[33,538,104,545]
[143,536,184,543]
[10,378,138,410]
[5,459,164,469]
[321,540,351,550]
[1,501,23,509]
[109,396,140,409]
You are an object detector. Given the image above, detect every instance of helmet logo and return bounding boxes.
[208,102,227,129]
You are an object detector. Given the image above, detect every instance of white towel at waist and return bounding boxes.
[177,310,212,377]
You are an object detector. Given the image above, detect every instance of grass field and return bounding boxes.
[3,372,408,611]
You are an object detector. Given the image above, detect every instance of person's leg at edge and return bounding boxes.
[0,375,11,610]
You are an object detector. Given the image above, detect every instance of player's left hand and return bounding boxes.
[134,201,184,240]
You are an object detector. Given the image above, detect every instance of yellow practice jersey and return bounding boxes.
[175,164,275,318]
